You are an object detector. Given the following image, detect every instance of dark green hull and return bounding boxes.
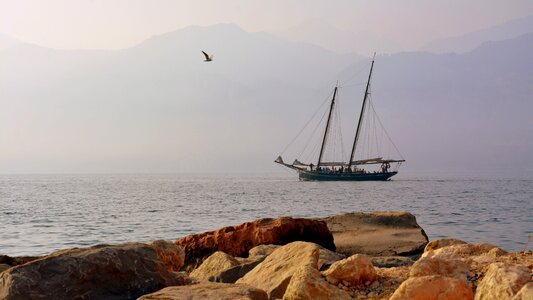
[298,170,397,181]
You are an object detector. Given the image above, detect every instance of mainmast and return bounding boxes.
[317,85,338,169]
[348,53,375,169]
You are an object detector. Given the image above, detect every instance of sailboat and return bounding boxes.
[275,55,405,181]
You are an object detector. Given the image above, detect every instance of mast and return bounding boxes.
[317,85,338,169]
[348,53,375,169]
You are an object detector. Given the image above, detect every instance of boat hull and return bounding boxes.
[298,170,397,181]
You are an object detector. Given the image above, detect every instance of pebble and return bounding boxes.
[370,280,379,289]
[340,285,350,291]
[342,280,350,287]
[325,276,338,285]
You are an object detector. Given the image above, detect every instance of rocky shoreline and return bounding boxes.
[1,211,531,299]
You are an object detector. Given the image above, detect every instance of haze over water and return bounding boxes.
[1,173,531,256]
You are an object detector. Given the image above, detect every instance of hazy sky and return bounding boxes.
[1,1,532,175]
[1,0,532,50]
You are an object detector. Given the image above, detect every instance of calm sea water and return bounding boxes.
[1,173,531,256]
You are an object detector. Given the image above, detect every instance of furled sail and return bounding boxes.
[351,158,406,165]
[293,159,310,166]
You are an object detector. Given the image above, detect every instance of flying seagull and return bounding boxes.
[202,51,213,62]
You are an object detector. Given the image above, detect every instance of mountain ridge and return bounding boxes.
[0,24,531,175]
[421,15,533,53]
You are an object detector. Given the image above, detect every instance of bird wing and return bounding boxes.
[202,51,210,59]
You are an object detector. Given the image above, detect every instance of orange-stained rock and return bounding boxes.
[322,254,378,285]
[150,239,186,270]
[176,217,334,271]
[138,282,268,300]
[237,241,320,300]
[390,275,474,300]
[512,282,533,300]
[190,251,241,281]
[424,238,467,252]
[0,240,191,300]
[321,212,428,256]
[475,262,531,300]
[410,256,469,283]
[283,265,351,300]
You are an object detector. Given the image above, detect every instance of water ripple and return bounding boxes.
[0,173,531,255]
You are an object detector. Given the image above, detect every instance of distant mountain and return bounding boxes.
[1,24,531,176]
[0,23,363,173]
[338,33,533,176]
[270,19,402,55]
[0,32,21,51]
[128,23,364,87]
[422,15,533,53]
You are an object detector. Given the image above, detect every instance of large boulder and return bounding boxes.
[211,245,343,284]
[190,251,241,281]
[390,275,474,300]
[176,217,335,271]
[475,262,531,300]
[283,265,351,300]
[410,256,469,283]
[236,241,320,300]
[322,254,378,286]
[0,240,191,300]
[321,212,428,256]
[138,282,268,300]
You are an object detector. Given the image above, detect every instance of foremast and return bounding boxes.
[348,53,375,169]
[317,85,338,169]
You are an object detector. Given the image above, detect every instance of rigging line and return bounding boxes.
[367,101,372,159]
[330,115,337,161]
[338,82,367,88]
[280,89,334,155]
[368,95,405,160]
[329,107,334,162]
[297,107,329,160]
[331,90,341,162]
[366,103,371,159]
[336,95,347,162]
[371,98,379,157]
[339,61,372,87]
[303,133,323,164]
[369,103,373,158]
[311,134,323,162]
[378,110,383,157]
[335,104,341,161]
